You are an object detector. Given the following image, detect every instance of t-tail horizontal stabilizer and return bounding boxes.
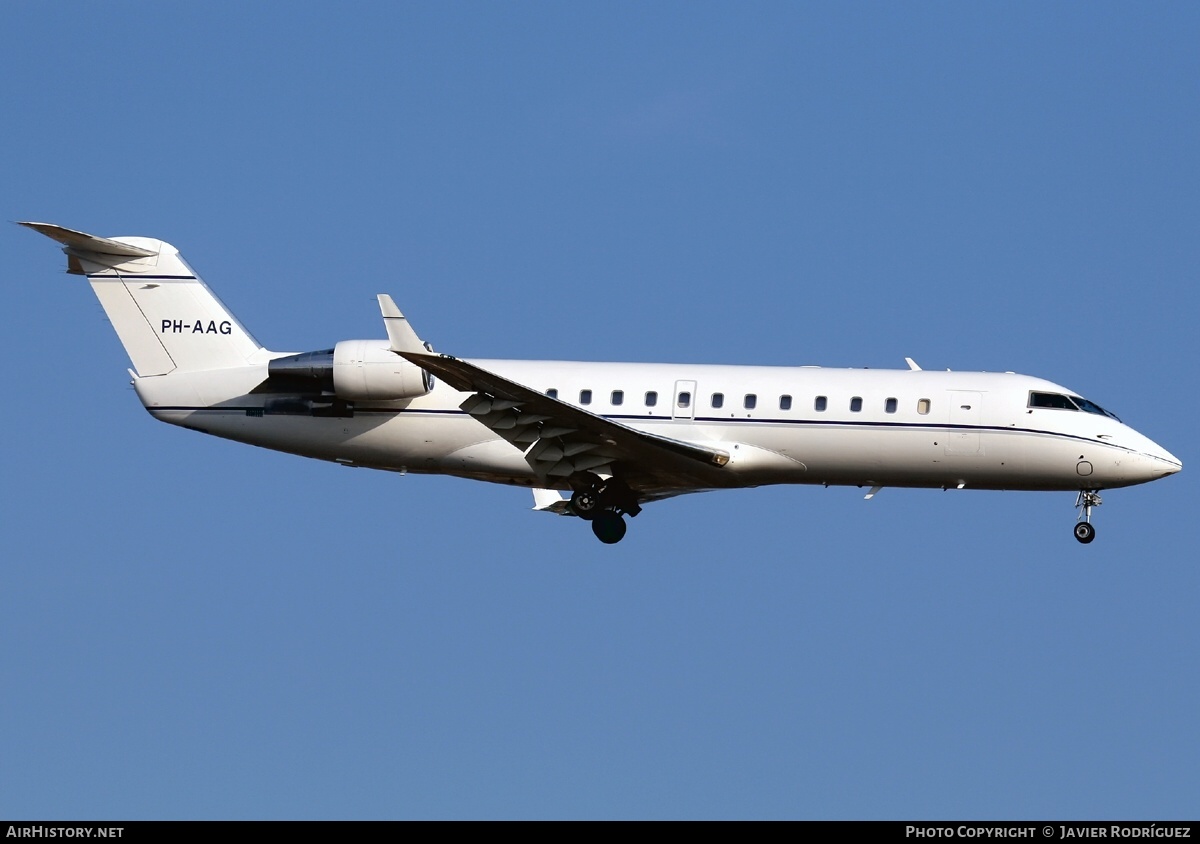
[21,221,264,376]
[19,221,157,263]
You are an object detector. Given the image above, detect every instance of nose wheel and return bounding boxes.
[1074,490,1101,544]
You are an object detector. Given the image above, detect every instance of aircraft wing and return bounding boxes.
[400,352,736,500]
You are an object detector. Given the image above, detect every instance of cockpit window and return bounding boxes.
[1070,396,1121,422]
[1029,392,1077,410]
[1028,391,1121,422]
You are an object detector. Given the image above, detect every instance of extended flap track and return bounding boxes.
[460,392,617,478]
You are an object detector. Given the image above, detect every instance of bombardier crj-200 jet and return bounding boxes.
[24,222,1181,545]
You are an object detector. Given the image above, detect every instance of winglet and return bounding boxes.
[377,294,427,354]
[905,357,922,371]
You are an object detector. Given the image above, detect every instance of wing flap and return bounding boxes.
[531,488,572,515]
[400,352,735,495]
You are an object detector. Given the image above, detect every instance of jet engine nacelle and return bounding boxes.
[332,339,432,402]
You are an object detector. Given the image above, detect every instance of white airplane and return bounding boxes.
[24,221,1182,545]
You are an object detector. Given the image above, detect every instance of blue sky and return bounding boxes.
[2,2,1197,820]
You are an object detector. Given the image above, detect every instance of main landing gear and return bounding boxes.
[569,475,642,545]
[1074,489,1102,544]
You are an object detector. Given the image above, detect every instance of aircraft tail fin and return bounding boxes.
[21,222,264,376]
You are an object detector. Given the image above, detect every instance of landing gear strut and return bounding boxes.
[1074,490,1101,544]
[569,475,641,544]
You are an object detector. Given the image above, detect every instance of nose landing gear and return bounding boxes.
[1074,490,1102,544]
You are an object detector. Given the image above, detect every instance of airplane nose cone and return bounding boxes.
[1142,442,1182,479]
[1159,454,1182,475]
[1114,427,1182,485]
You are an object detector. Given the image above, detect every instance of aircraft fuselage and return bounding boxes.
[134,357,1180,494]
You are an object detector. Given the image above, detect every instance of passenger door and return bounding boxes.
[945,391,982,454]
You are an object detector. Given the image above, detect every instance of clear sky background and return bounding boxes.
[2,2,1197,820]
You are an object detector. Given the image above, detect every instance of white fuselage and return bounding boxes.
[22,221,1180,544]
[132,357,1181,494]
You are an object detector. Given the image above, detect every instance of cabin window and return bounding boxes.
[779,395,792,411]
[711,392,724,409]
[917,398,931,415]
[611,390,624,406]
[677,391,691,408]
[546,388,558,399]
[850,396,863,412]
[580,389,592,405]
[815,396,827,412]
[645,391,658,407]
[744,394,757,410]
[885,397,898,414]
